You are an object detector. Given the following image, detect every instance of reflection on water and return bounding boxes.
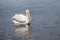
[13,25,32,40]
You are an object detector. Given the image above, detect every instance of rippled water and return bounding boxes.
[0,0,60,40]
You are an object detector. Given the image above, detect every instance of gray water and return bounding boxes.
[0,0,60,40]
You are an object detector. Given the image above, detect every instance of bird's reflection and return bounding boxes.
[13,24,32,40]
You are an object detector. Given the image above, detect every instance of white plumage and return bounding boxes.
[12,14,29,25]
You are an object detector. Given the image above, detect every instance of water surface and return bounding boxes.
[0,0,60,40]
